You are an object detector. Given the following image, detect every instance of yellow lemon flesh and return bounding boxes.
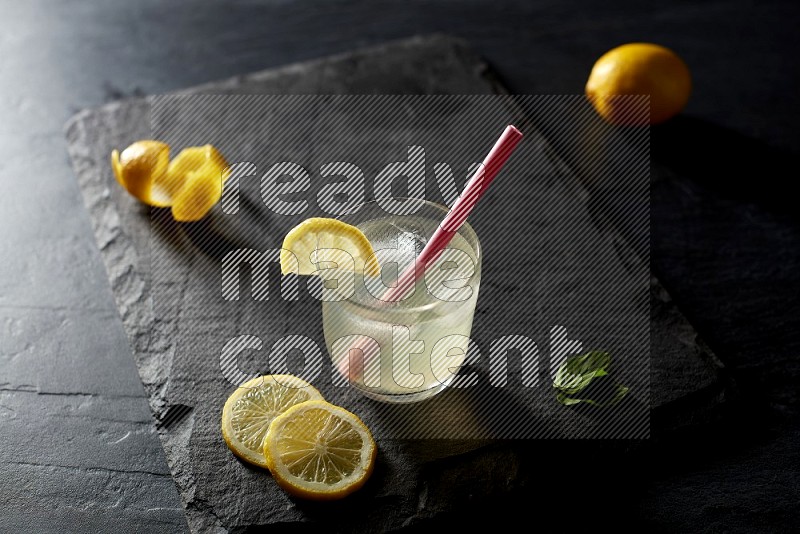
[280,218,380,277]
[585,43,691,125]
[264,400,376,500]
[221,375,324,469]
[111,141,229,221]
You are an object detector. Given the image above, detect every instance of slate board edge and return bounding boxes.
[485,56,730,423]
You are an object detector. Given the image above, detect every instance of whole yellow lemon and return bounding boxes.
[585,43,691,125]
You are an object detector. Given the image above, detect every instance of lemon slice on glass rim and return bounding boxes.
[111,141,230,221]
[264,400,377,500]
[280,218,380,277]
[221,375,324,469]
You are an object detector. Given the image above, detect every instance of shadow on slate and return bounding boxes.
[64,35,728,532]
[652,116,799,220]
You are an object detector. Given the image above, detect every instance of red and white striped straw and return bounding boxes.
[337,125,523,386]
[381,124,523,302]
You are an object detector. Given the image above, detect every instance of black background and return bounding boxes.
[1,1,799,532]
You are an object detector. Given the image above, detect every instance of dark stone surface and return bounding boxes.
[65,35,717,531]
[1,0,798,532]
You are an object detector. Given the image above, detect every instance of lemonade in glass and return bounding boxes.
[321,199,482,403]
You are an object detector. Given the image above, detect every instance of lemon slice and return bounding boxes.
[280,218,380,277]
[221,375,324,469]
[111,141,230,221]
[264,400,376,500]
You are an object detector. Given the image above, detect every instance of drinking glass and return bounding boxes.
[322,199,482,403]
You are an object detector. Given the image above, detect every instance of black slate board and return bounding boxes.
[65,35,726,532]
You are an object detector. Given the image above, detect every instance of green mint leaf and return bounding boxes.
[556,384,630,407]
[555,392,585,406]
[553,351,612,394]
